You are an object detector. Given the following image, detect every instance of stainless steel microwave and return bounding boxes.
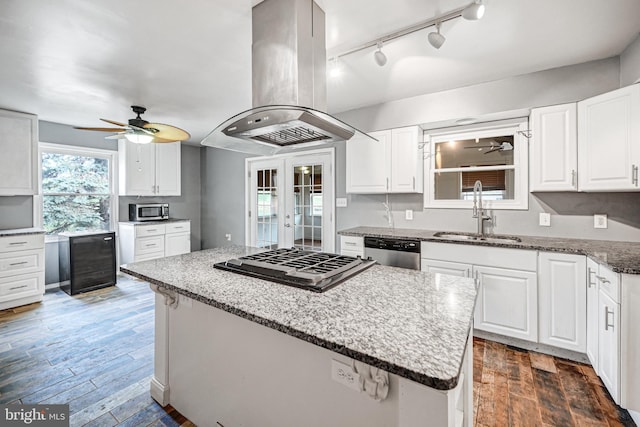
[129,203,169,221]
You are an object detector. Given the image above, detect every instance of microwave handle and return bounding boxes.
[162,205,170,218]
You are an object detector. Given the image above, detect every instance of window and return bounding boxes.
[424,119,529,210]
[39,143,117,235]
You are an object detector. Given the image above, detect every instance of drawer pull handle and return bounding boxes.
[604,306,614,330]
[145,244,156,247]
[595,275,610,284]
[103,237,113,241]
[174,226,183,229]
[9,261,29,266]
[587,268,596,287]
[9,285,28,291]
[146,229,157,232]
[9,242,27,245]
[344,242,357,246]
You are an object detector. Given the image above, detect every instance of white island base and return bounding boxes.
[151,290,473,427]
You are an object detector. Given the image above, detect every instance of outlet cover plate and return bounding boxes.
[331,359,360,391]
[336,198,347,208]
[539,212,551,227]
[594,214,608,229]
[405,210,413,220]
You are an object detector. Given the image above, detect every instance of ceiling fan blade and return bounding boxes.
[74,126,127,132]
[145,123,190,142]
[100,118,128,127]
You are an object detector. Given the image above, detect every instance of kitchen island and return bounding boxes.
[121,247,478,427]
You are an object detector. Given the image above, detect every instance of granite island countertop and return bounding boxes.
[339,226,640,274]
[121,246,477,391]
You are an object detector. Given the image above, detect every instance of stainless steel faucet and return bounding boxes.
[472,180,492,237]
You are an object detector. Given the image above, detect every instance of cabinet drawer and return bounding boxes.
[421,242,537,271]
[133,251,165,263]
[166,222,190,234]
[340,236,364,250]
[341,248,364,258]
[135,224,166,238]
[0,249,44,278]
[596,264,620,303]
[0,234,44,253]
[0,273,42,301]
[135,235,165,256]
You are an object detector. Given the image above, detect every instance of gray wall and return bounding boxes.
[621,33,640,86]
[201,147,250,248]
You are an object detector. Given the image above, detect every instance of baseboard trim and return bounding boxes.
[629,409,640,425]
[150,377,170,406]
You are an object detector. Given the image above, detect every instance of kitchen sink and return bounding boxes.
[433,232,522,244]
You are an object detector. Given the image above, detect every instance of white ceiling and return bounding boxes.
[0,0,639,145]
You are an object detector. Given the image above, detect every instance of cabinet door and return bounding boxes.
[119,141,156,196]
[155,142,181,196]
[421,259,471,277]
[598,290,620,404]
[578,84,640,191]
[586,258,599,371]
[0,109,38,195]
[345,130,391,193]
[538,252,586,352]
[390,126,423,193]
[165,232,190,257]
[474,266,538,342]
[529,104,577,191]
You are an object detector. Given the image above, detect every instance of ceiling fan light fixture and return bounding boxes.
[462,0,485,20]
[428,22,446,49]
[374,42,387,66]
[124,132,154,144]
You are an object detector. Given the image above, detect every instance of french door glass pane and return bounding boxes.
[256,168,279,249]
[293,164,322,251]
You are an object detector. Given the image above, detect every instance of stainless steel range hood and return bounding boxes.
[201,0,372,155]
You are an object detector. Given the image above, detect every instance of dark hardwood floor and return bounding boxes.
[0,277,635,426]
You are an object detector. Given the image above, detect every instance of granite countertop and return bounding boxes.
[339,226,640,275]
[121,246,477,391]
[119,219,190,225]
[0,228,45,237]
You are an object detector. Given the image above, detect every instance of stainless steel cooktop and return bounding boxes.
[214,248,376,292]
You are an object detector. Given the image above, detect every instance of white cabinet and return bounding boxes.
[586,258,599,370]
[339,235,364,258]
[346,126,423,194]
[0,109,38,195]
[119,221,190,264]
[0,233,45,310]
[421,259,471,277]
[119,141,181,196]
[598,288,620,403]
[529,103,578,191]
[538,252,586,352]
[578,84,640,191]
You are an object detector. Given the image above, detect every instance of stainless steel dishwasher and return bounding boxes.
[363,236,421,270]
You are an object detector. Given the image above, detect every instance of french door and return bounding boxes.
[247,149,335,252]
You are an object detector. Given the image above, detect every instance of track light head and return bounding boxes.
[428,22,445,49]
[462,0,485,20]
[374,42,387,66]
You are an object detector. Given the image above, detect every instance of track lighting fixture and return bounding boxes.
[462,0,485,21]
[427,22,445,49]
[374,42,387,66]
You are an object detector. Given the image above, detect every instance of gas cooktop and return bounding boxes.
[213,248,376,292]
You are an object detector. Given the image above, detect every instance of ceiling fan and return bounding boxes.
[74,105,190,144]
[464,141,513,154]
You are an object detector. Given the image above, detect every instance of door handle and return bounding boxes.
[571,169,576,187]
[386,177,389,191]
[633,165,639,186]
[412,176,415,190]
[604,306,614,331]
[284,223,291,228]
[587,268,596,287]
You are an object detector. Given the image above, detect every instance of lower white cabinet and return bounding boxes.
[119,221,191,265]
[538,252,586,352]
[340,236,364,257]
[421,259,471,277]
[0,233,45,310]
[598,288,620,403]
[586,258,600,370]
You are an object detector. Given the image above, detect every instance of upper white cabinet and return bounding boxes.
[0,109,38,195]
[119,141,181,196]
[529,103,578,191]
[578,84,640,191]
[538,252,586,353]
[346,126,423,194]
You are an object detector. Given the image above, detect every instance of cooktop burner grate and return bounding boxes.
[213,248,376,292]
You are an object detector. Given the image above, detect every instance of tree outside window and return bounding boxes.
[40,145,115,235]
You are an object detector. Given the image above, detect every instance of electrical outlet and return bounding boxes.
[594,214,608,229]
[331,359,360,391]
[539,212,551,227]
[225,233,232,241]
[405,209,413,220]
[336,198,348,208]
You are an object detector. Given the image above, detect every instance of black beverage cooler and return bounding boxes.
[58,231,117,295]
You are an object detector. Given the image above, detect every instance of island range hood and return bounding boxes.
[201,0,372,155]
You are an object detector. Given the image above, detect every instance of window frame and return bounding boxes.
[36,142,118,235]
[423,119,529,210]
